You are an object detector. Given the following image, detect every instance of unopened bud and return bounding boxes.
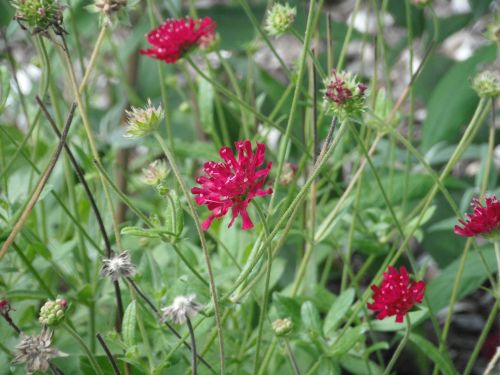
[272,318,293,336]
[39,299,67,326]
[265,3,296,36]
[124,99,164,139]
[472,71,500,98]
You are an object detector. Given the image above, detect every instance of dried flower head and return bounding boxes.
[100,251,136,282]
[140,17,216,64]
[191,140,273,230]
[471,70,500,98]
[93,0,126,15]
[367,266,425,323]
[39,299,67,326]
[124,99,164,138]
[279,162,297,186]
[161,295,202,324]
[324,69,367,119]
[12,0,64,35]
[142,159,169,186]
[272,318,293,336]
[264,3,296,36]
[13,329,67,374]
[454,195,500,239]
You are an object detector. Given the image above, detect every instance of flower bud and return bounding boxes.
[272,318,293,336]
[12,0,64,34]
[484,17,500,44]
[39,299,67,326]
[279,162,297,186]
[0,299,10,315]
[142,159,168,186]
[323,69,367,119]
[472,71,500,98]
[265,3,296,36]
[124,99,164,139]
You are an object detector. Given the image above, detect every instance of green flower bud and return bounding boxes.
[484,17,500,45]
[142,159,168,186]
[39,299,67,326]
[272,318,293,336]
[124,99,164,139]
[323,69,367,119]
[12,0,64,34]
[472,71,500,98]
[265,3,296,36]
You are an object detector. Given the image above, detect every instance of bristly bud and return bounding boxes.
[87,0,135,26]
[11,0,65,35]
[142,159,169,186]
[323,69,367,119]
[100,251,136,282]
[484,16,500,44]
[13,329,67,374]
[471,70,500,98]
[264,3,296,36]
[124,99,164,139]
[39,299,67,326]
[161,295,202,324]
[272,318,293,336]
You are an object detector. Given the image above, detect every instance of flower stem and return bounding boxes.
[154,132,225,374]
[186,316,198,375]
[284,339,301,375]
[382,317,411,375]
[63,323,104,375]
[96,333,122,375]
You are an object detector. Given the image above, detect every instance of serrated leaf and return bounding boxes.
[324,288,355,336]
[409,333,457,375]
[123,301,137,347]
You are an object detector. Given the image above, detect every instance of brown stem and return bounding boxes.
[96,333,122,375]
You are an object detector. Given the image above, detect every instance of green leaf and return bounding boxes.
[421,45,497,151]
[122,301,137,347]
[340,354,383,375]
[330,326,364,357]
[409,333,457,375]
[121,226,161,238]
[273,293,302,328]
[197,74,215,134]
[301,301,322,336]
[324,288,355,336]
[426,246,498,312]
[164,191,184,236]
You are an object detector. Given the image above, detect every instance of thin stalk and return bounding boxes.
[267,0,317,213]
[186,316,198,375]
[382,317,411,375]
[96,333,122,375]
[284,339,301,375]
[0,104,76,259]
[63,323,105,375]
[463,299,499,375]
[336,0,362,70]
[154,132,225,374]
[252,200,273,373]
[79,26,107,93]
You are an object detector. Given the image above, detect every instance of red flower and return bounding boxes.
[367,266,425,323]
[191,140,272,230]
[454,195,500,239]
[0,299,10,314]
[140,17,216,64]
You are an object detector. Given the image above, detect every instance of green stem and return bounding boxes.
[63,323,104,375]
[382,317,411,375]
[284,339,301,375]
[154,132,225,374]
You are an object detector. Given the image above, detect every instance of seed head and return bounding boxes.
[324,69,367,119]
[39,299,67,326]
[142,159,169,186]
[272,318,293,336]
[161,295,202,324]
[471,70,500,98]
[279,162,297,186]
[124,99,164,139]
[12,0,64,35]
[265,3,296,36]
[100,251,136,282]
[13,329,67,374]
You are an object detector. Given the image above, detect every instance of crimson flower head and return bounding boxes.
[191,140,272,231]
[140,17,216,64]
[454,195,500,239]
[367,266,425,323]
